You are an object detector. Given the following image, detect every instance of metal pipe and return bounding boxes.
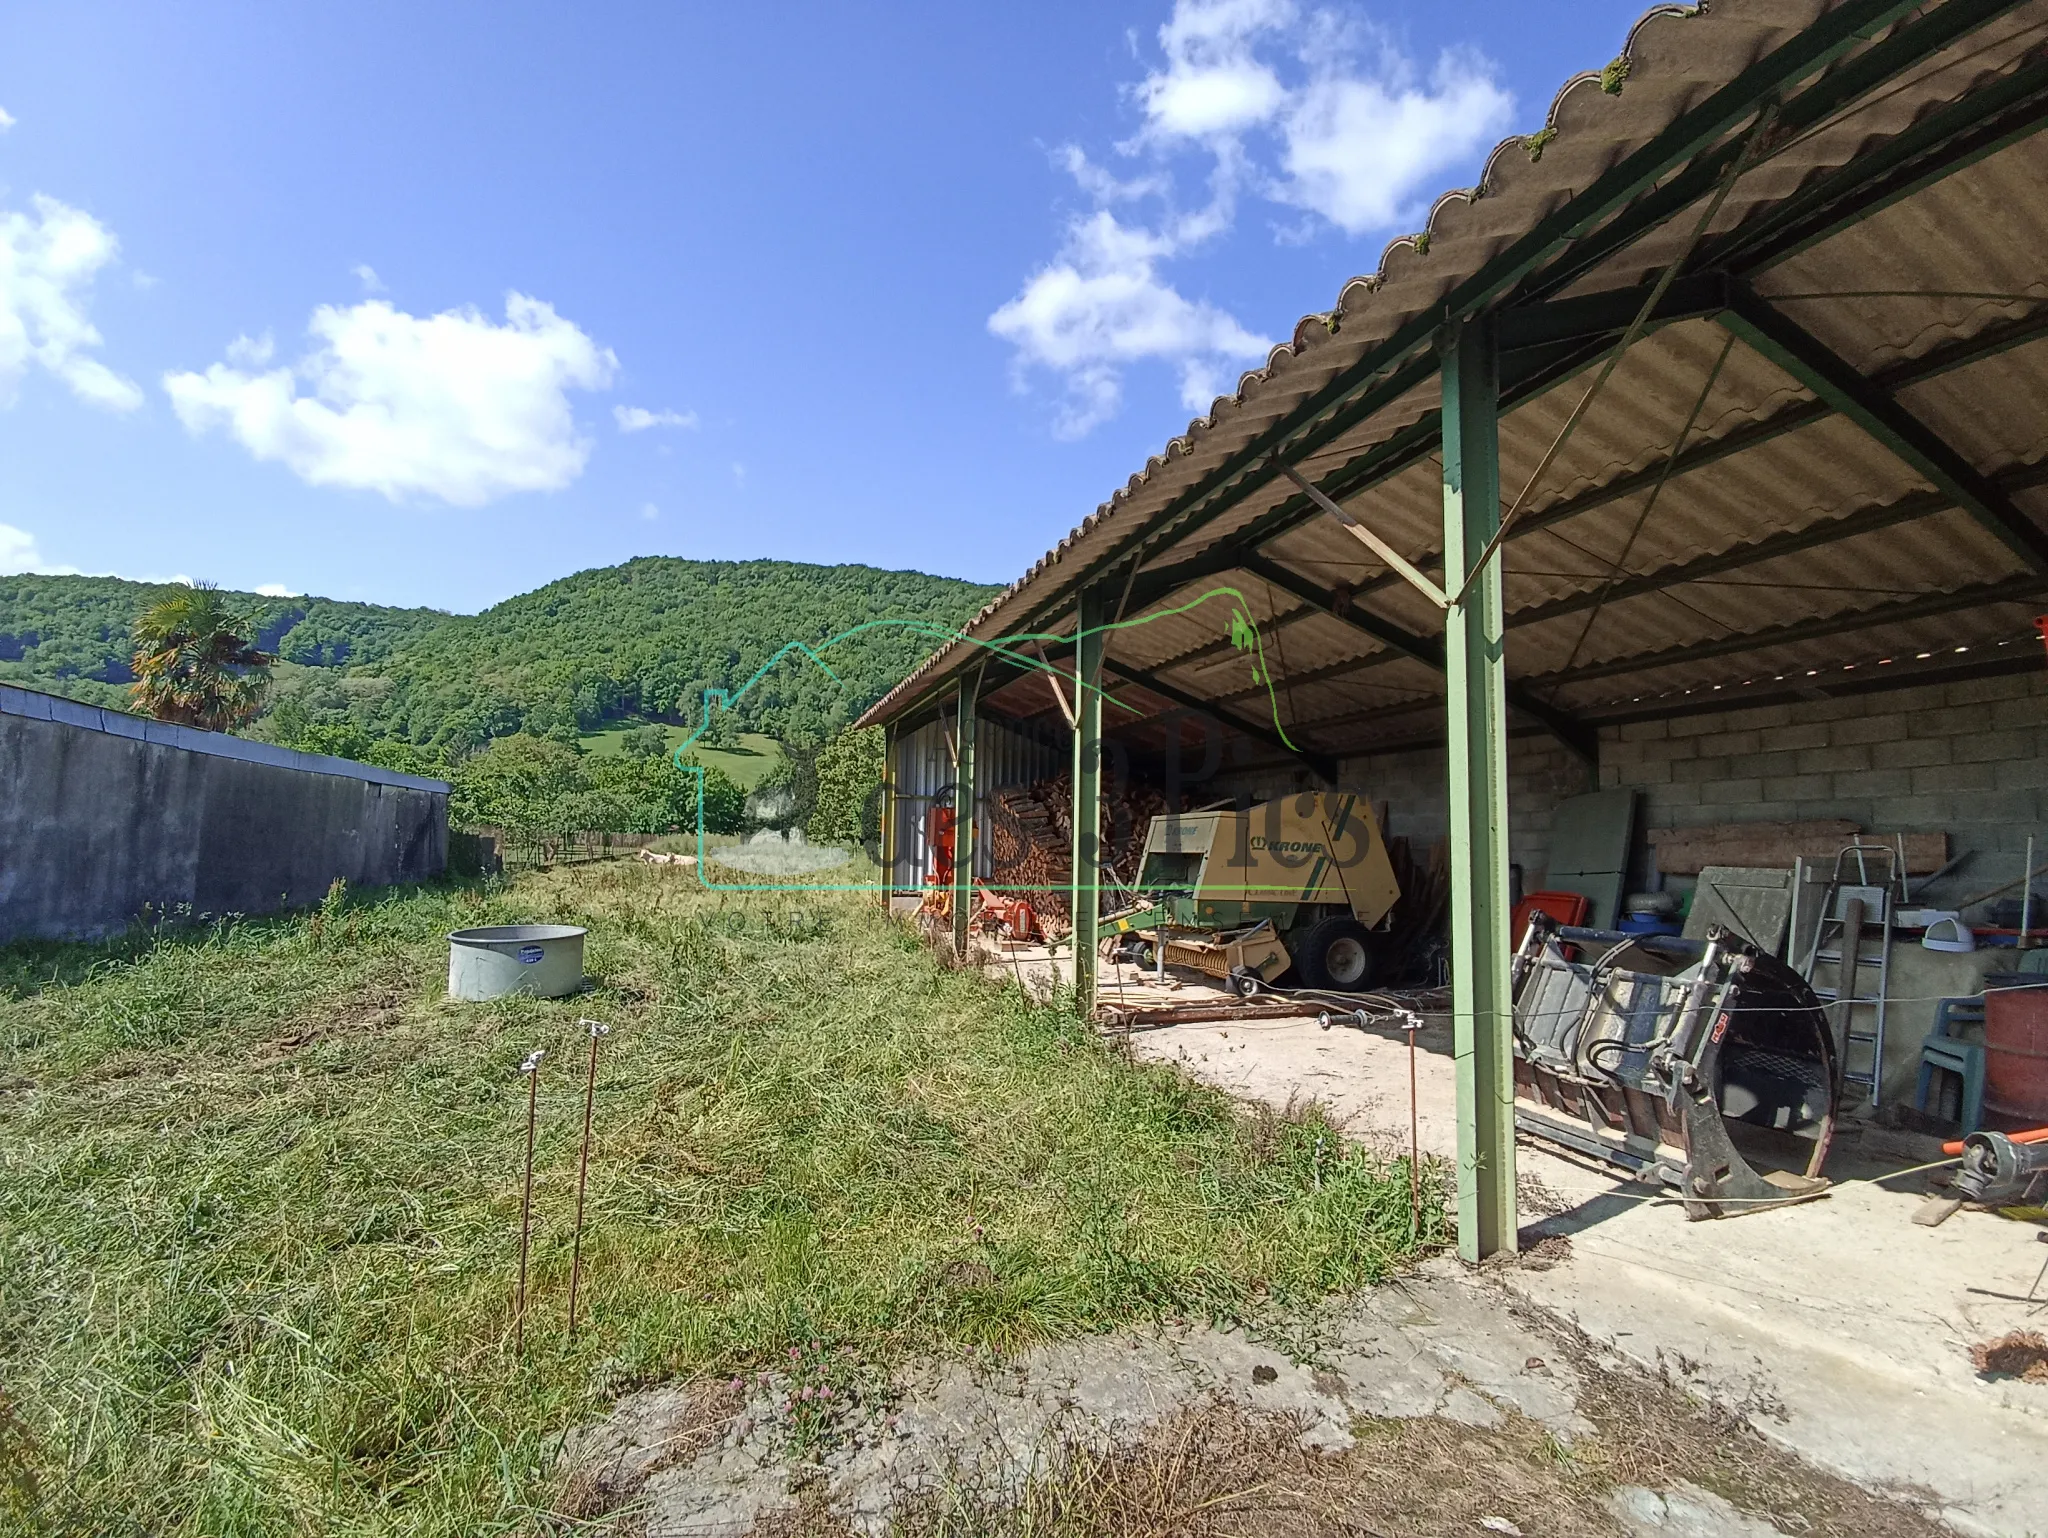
[1405,1011,1422,1239]
[514,1048,544,1354]
[2024,835,2036,942]
[567,1021,610,1339]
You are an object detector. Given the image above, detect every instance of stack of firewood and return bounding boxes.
[984,774,1173,935]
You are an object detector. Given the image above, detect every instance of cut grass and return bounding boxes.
[0,865,1440,1536]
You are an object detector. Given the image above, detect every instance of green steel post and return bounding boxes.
[1071,589,1108,1011]
[951,674,978,958]
[1441,316,1518,1263]
[880,719,897,909]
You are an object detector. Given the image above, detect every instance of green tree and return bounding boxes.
[809,726,884,846]
[287,723,440,779]
[448,735,586,844]
[675,754,747,834]
[618,724,669,759]
[129,585,274,732]
[693,699,740,749]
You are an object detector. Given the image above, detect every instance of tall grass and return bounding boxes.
[0,866,1441,1536]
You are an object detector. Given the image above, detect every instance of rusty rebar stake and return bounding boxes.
[1405,1012,1422,1240]
[514,1048,544,1353]
[567,1020,610,1338]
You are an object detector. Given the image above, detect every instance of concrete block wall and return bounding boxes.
[1598,670,2048,907]
[1204,671,2043,905]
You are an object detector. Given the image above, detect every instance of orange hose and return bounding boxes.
[1942,1126,2048,1156]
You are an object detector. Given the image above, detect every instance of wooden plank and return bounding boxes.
[1651,819,1856,844]
[1650,826,1946,876]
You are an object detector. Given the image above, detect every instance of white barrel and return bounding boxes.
[447,924,586,1000]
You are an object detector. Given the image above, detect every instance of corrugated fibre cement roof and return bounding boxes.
[863,0,2048,765]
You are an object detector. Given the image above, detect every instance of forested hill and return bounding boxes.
[2,559,998,750]
[0,575,451,710]
[349,558,1000,749]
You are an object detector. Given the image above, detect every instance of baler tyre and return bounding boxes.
[1296,916,1377,991]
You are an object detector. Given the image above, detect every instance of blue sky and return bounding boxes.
[0,0,1648,613]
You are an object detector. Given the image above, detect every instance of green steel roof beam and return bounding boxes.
[1718,282,2048,573]
[1513,0,2036,304]
[1125,300,2048,708]
[1571,652,2042,728]
[1524,573,2048,689]
[1207,456,2048,709]
[1209,57,2048,603]
[1182,324,1629,587]
[1513,459,2048,629]
[1098,657,1341,784]
[1239,552,1599,764]
[1330,298,2048,611]
[1710,54,2048,273]
[1495,272,1732,351]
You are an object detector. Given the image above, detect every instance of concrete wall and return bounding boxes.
[1598,670,2048,905]
[1204,671,2045,910]
[0,684,449,944]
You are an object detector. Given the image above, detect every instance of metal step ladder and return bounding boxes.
[1800,842,1903,1107]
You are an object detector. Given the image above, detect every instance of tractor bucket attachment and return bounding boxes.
[1511,917,1837,1220]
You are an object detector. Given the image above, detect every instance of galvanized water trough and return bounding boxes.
[448,924,586,1000]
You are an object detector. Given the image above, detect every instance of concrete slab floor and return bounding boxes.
[560,1267,1934,1537]
[1108,974,2048,1538]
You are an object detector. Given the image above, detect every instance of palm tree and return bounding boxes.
[129,584,275,732]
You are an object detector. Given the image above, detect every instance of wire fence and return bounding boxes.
[466,827,663,871]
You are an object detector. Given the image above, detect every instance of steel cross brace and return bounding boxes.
[1717,282,2048,575]
[1239,551,1598,765]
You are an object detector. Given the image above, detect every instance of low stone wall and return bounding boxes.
[0,685,449,944]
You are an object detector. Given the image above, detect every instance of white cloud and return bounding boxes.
[163,293,618,506]
[993,0,1513,433]
[640,501,659,521]
[254,583,298,597]
[614,404,698,433]
[1135,0,1292,141]
[353,263,385,293]
[0,523,79,575]
[0,194,145,413]
[0,108,15,132]
[1278,46,1513,233]
[989,210,1268,437]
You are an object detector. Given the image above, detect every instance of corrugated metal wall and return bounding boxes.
[891,714,1061,889]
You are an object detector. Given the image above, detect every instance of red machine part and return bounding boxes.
[925,806,956,889]
[1512,890,1591,945]
[970,884,1042,944]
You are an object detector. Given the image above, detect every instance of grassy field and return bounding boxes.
[578,722,783,788]
[0,866,1439,1536]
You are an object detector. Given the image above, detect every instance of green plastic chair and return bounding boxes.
[1915,996,1987,1134]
